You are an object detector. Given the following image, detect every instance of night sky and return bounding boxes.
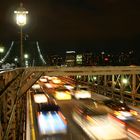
[0,0,140,54]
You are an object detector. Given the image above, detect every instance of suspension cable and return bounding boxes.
[36,41,46,65]
[0,41,14,63]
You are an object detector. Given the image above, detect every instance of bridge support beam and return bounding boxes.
[0,69,43,140]
[132,74,136,105]
[1,66,140,139]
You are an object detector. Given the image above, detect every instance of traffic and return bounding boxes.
[30,76,140,140]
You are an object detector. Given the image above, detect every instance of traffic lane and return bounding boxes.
[56,99,91,140]
[38,98,90,140]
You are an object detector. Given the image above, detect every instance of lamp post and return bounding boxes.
[24,54,29,67]
[121,78,128,101]
[0,47,4,55]
[14,3,28,67]
[0,46,4,64]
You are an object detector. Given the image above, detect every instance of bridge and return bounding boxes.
[0,41,47,67]
[0,66,140,139]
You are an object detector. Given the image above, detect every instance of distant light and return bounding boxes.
[66,51,75,54]
[104,57,109,61]
[24,54,29,59]
[0,47,4,53]
[14,58,18,62]
[93,76,97,80]
[122,78,128,84]
[101,51,105,55]
[76,55,82,59]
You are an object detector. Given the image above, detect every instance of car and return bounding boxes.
[37,111,67,136]
[73,85,91,99]
[53,87,72,100]
[34,94,48,104]
[39,76,48,83]
[72,103,127,140]
[33,93,60,112]
[32,83,40,90]
[98,99,138,121]
[33,93,68,136]
[44,82,60,89]
[34,88,44,94]
[125,117,140,139]
[63,83,75,91]
[51,77,62,84]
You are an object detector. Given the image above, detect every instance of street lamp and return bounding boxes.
[0,46,4,63]
[24,54,29,59]
[14,3,28,67]
[0,47,4,53]
[93,76,97,81]
[24,54,29,67]
[122,78,128,85]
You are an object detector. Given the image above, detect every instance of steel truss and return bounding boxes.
[0,69,43,140]
[0,66,140,139]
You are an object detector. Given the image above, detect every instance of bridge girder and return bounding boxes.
[0,69,43,140]
[0,66,140,139]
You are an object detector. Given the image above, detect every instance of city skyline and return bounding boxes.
[0,40,138,67]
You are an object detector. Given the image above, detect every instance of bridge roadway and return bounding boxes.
[27,91,91,140]
[0,66,140,140]
[28,87,140,140]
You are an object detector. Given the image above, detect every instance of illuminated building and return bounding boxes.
[65,51,76,66]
